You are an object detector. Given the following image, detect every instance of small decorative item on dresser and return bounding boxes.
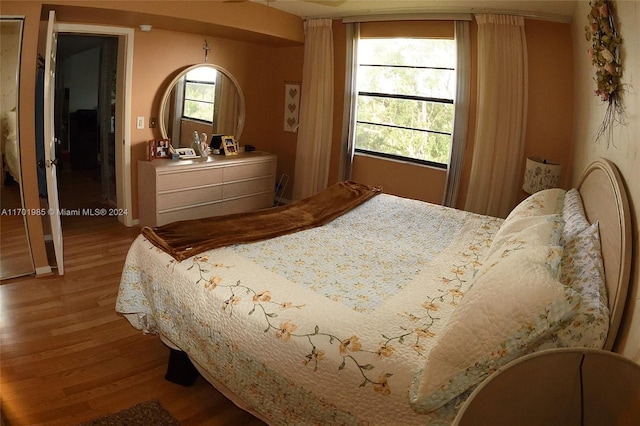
[222,135,239,156]
[147,140,156,161]
[148,139,172,160]
[156,139,171,158]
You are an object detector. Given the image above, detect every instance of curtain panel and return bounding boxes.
[292,18,334,200]
[443,20,471,208]
[464,14,528,218]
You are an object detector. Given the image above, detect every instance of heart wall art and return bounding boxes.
[284,82,301,132]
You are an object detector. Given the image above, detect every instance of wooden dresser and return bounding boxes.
[138,151,276,227]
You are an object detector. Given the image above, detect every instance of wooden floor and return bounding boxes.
[0,177,34,280]
[0,202,265,424]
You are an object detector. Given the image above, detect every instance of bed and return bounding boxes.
[116,158,631,425]
[1,109,21,183]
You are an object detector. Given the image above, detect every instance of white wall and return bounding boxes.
[571,1,640,361]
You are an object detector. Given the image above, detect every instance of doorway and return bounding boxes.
[39,19,134,274]
[55,34,118,221]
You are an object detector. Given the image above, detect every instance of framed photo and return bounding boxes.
[222,135,239,156]
[175,147,198,159]
[156,139,171,158]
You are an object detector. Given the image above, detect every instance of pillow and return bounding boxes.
[409,245,579,413]
[484,214,564,264]
[561,188,590,244]
[1,109,17,139]
[505,188,566,222]
[536,222,609,350]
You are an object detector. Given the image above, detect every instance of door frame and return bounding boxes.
[56,22,134,226]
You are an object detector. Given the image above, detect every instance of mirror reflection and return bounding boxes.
[160,64,245,148]
[1,17,34,280]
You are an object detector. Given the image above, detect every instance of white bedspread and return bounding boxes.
[117,194,502,425]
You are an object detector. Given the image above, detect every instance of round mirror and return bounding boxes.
[159,64,245,147]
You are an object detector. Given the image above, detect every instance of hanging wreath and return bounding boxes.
[584,0,624,145]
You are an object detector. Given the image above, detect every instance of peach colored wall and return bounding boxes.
[570,1,640,362]
[522,20,574,193]
[353,155,447,202]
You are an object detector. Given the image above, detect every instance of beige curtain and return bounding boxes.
[464,15,528,218]
[216,73,240,136]
[292,18,334,200]
[443,20,471,208]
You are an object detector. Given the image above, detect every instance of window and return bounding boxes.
[182,67,217,122]
[355,38,456,168]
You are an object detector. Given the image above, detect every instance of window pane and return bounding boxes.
[184,100,214,122]
[354,38,456,166]
[359,38,456,69]
[185,82,215,102]
[356,96,454,134]
[358,66,455,100]
[356,123,451,165]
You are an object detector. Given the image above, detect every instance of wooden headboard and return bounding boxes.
[576,158,632,351]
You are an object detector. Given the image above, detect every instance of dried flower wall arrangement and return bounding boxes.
[584,0,624,145]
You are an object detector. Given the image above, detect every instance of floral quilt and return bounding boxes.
[116,194,502,425]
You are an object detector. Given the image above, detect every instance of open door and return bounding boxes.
[44,10,64,275]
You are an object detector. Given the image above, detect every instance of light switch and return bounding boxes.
[136,116,144,129]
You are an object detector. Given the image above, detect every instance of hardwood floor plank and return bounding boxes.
[0,215,266,425]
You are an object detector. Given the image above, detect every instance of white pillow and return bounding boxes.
[409,245,578,413]
[536,222,609,350]
[561,188,590,244]
[505,188,566,222]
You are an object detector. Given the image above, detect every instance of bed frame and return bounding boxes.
[576,158,632,350]
[161,157,633,422]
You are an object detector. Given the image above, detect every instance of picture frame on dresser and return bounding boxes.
[222,136,238,156]
[156,139,171,158]
[147,139,172,160]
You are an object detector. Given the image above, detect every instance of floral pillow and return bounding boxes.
[505,188,566,222]
[409,244,578,413]
[561,188,590,244]
[536,222,609,350]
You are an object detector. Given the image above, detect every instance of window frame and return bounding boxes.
[181,75,216,124]
[353,39,457,170]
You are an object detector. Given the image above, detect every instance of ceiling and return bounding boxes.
[249,0,578,22]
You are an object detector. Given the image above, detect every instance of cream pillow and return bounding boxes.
[505,188,566,222]
[409,245,578,413]
[484,214,564,265]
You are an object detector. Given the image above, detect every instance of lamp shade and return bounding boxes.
[522,157,561,194]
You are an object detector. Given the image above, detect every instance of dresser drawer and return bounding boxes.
[224,160,276,182]
[156,202,224,226]
[157,184,223,210]
[222,177,274,199]
[158,166,223,191]
[220,192,274,215]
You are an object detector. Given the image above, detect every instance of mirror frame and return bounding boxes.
[158,63,245,144]
[0,16,35,279]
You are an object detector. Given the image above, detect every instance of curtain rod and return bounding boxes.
[336,10,571,24]
[342,13,472,23]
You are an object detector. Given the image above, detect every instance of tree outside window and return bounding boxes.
[355,38,456,168]
[183,67,217,122]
